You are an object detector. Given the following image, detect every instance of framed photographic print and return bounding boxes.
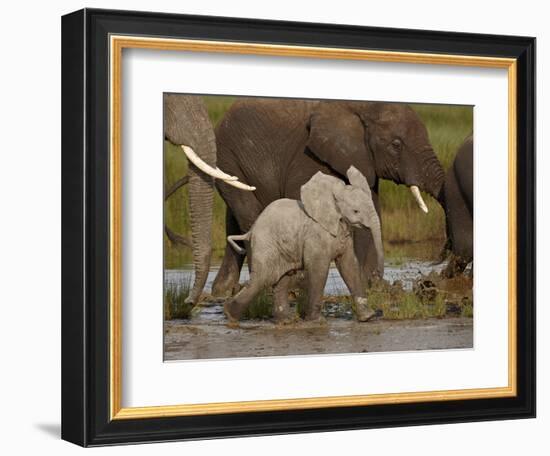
[61,8,536,446]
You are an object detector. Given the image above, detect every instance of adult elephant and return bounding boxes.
[440,135,473,277]
[163,94,254,304]
[211,98,445,296]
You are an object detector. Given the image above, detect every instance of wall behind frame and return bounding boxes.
[0,1,543,455]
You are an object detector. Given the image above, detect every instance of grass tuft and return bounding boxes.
[461,297,474,318]
[294,288,308,319]
[164,278,193,320]
[241,288,274,320]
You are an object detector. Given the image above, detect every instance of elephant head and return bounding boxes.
[164,94,254,304]
[306,101,445,210]
[300,167,384,276]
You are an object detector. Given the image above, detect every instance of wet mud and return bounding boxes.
[164,317,473,361]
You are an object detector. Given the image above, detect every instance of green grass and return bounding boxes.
[461,297,474,318]
[241,288,274,320]
[164,278,193,320]
[294,288,308,319]
[366,279,459,320]
[164,97,473,268]
[367,273,474,320]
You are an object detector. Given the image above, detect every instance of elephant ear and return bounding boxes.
[300,172,345,236]
[306,102,376,188]
[346,166,372,198]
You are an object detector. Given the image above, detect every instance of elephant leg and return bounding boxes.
[442,168,473,278]
[213,177,263,296]
[447,181,473,261]
[443,254,469,278]
[335,242,363,297]
[223,273,264,323]
[272,275,292,323]
[335,243,375,322]
[303,253,330,321]
[212,209,246,297]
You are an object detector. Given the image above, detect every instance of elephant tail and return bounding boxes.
[227,233,250,255]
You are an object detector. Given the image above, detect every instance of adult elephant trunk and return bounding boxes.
[416,150,446,208]
[186,145,216,305]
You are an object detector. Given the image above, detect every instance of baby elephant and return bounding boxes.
[224,166,384,324]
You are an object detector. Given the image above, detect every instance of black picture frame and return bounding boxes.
[62,8,536,447]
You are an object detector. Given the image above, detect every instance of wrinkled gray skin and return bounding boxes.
[212,99,444,296]
[224,167,383,323]
[164,94,217,304]
[440,135,473,276]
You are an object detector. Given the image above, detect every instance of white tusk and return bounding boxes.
[410,186,428,213]
[223,180,256,191]
[181,145,237,181]
[181,145,255,191]
[215,168,238,181]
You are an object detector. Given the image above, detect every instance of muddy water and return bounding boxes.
[164,260,472,360]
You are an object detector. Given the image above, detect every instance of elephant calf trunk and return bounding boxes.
[369,220,385,279]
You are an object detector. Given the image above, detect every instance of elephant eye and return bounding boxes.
[391,138,402,150]
[353,209,359,214]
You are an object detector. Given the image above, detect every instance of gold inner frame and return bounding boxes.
[109,35,517,420]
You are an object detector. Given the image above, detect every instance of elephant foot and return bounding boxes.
[225,320,240,329]
[442,254,470,278]
[223,301,241,325]
[273,304,291,323]
[355,297,376,322]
